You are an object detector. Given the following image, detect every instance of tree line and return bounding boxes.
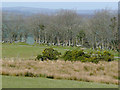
[2,9,118,50]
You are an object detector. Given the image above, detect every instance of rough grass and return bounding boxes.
[1,59,118,85]
[2,75,118,88]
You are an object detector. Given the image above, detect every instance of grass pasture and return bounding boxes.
[2,43,119,59]
[2,75,118,88]
[2,43,76,59]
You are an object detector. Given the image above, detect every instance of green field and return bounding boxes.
[2,43,77,59]
[2,75,118,88]
[2,43,118,59]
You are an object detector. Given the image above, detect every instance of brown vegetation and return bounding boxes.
[1,59,118,84]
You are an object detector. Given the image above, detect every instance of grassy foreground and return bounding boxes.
[2,75,118,88]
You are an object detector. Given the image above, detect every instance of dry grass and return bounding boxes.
[1,59,119,85]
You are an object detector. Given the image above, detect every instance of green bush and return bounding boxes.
[87,57,99,63]
[63,50,89,61]
[72,50,84,60]
[63,49,114,63]
[63,51,72,61]
[63,50,87,61]
[83,53,91,58]
[36,54,43,60]
[36,54,47,61]
[102,51,114,61]
[91,50,114,62]
[42,48,61,60]
[36,48,61,61]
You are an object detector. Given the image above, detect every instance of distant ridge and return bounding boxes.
[2,7,94,15]
[2,7,117,17]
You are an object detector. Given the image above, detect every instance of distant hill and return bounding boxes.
[2,7,95,16]
[2,7,117,17]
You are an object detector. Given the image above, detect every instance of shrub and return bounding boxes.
[95,51,114,62]
[72,50,84,60]
[88,57,99,63]
[63,49,114,63]
[36,48,61,61]
[83,53,91,58]
[63,50,89,62]
[102,51,114,61]
[36,54,43,60]
[63,51,72,61]
[42,48,61,60]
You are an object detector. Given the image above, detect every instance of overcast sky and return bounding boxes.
[2,2,118,10]
[1,0,119,2]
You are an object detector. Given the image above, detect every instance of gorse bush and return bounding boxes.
[63,50,90,62]
[36,54,43,60]
[36,48,61,61]
[36,54,47,61]
[97,51,114,62]
[63,50,114,63]
[63,51,72,61]
[36,48,114,63]
[42,48,61,60]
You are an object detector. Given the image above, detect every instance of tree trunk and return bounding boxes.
[76,37,78,46]
[57,37,60,46]
[82,38,84,46]
[69,39,71,46]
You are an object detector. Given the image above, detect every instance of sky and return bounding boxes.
[1,0,119,2]
[2,2,118,10]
